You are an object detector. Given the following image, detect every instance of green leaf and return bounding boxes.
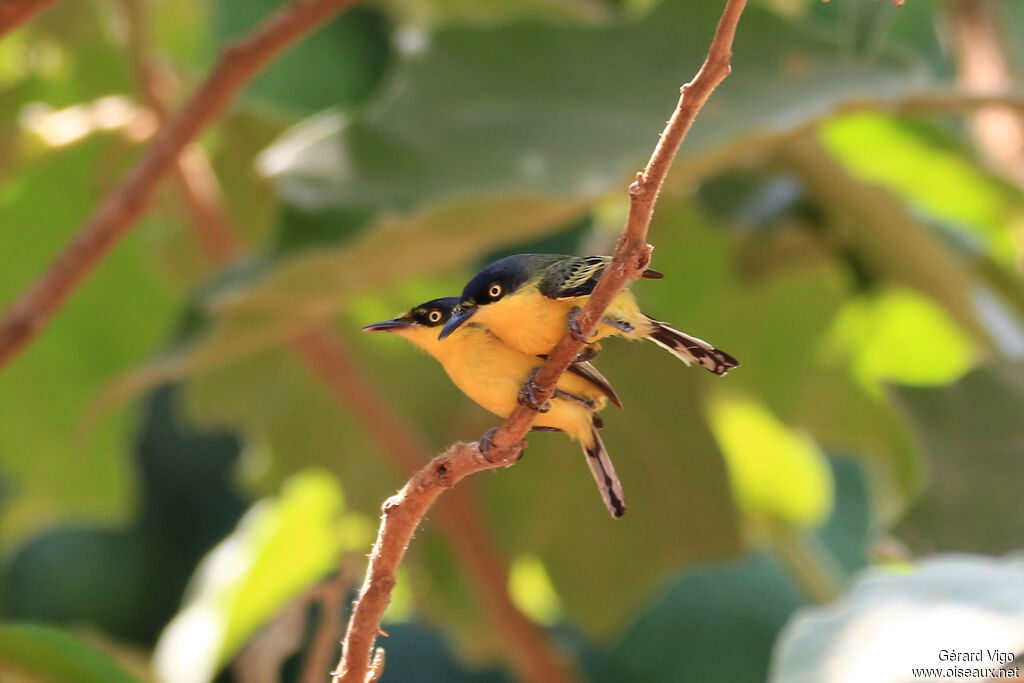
[261,2,920,210]
[153,470,350,682]
[770,555,1024,682]
[594,553,805,683]
[893,363,1024,554]
[781,137,994,351]
[2,387,246,644]
[0,138,177,548]
[214,2,391,114]
[707,394,834,527]
[828,287,976,387]
[92,197,593,408]
[0,622,141,683]
[819,113,1023,265]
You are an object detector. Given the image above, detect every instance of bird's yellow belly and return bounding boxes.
[476,288,645,356]
[435,330,603,444]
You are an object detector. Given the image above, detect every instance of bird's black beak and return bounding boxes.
[362,317,412,333]
[438,305,476,340]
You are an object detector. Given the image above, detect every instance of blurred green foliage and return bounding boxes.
[2,0,1024,681]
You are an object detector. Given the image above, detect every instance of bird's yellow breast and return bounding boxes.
[397,323,605,444]
[473,286,646,356]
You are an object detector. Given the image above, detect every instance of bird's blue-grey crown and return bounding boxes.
[438,254,546,340]
[457,254,543,306]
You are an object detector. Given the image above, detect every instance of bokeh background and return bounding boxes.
[2,0,1024,681]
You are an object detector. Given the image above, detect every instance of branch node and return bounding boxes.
[628,177,644,197]
[367,647,386,683]
[635,245,654,274]
[431,457,454,487]
[381,496,402,515]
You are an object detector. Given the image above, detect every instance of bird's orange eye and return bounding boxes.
[427,310,442,323]
[488,283,503,299]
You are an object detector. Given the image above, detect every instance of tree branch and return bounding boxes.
[0,0,362,370]
[333,1,749,681]
[948,0,1024,190]
[117,4,575,679]
[0,0,60,38]
[121,0,244,264]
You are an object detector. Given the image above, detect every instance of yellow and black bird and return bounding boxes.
[363,297,627,518]
[439,253,739,374]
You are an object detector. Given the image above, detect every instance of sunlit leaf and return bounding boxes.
[507,555,561,627]
[820,113,1023,264]
[828,287,976,387]
[153,470,349,683]
[707,394,834,528]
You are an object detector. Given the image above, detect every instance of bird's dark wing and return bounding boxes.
[537,256,611,299]
[537,255,663,297]
[564,360,623,408]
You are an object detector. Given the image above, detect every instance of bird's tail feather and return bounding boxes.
[582,424,626,519]
[646,318,739,376]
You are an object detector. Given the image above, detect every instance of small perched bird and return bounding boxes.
[363,297,627,518]
[439,253,739,375]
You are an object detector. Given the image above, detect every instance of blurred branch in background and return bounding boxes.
[117,1,575,681]
[0,0,363,369]
[0,0,60,38]
[292,331,577,683]
[334,0,749,680]
[949,0,1024,190]
[120,0,242,264]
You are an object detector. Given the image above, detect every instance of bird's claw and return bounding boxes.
[553,388,594,409]
[479,428,525,463]
[478,428,499,462]
[517,368,551,413]
[573,344,601,363]
[567,306,598,344]
[601,316,633,334]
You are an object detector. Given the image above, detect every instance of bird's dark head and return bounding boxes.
[439,255,540,339]
[363,297,459,334]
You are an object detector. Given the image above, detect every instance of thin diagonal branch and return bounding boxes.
[949,0,1024,187]
[0,0,60,38]
[292,329,577,683]
[0,0,362,370]
[334,1,749,681]
[117,3,575,679]
[121,0,243,264]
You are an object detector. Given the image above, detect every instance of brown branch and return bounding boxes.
[117,4,575,679]
[0,0,60,37]
[0,0,363,371]
[121,0,244,264]
[333,1,749,681]
[948,0,1024,189]
[292,328,577,683]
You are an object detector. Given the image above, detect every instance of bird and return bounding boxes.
[438,253,739,374]
[363,297,627,518]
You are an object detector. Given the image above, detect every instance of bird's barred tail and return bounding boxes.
[582,424,626,519]
[646,318,739,376]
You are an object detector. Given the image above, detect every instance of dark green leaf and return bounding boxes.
[0,622,141,683]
